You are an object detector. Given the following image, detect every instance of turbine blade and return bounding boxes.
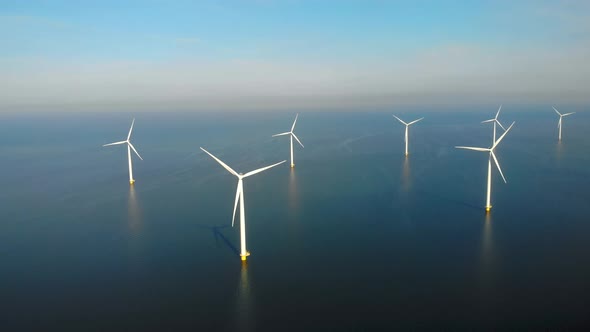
[407,117,424,125]
[481,119,495,123]
[290,113,299,132]
[562,112,575,116]
[127,118,135,141]
[495,105,502,120]
[392,115,408,126]
[455,146,490,152]
[242,160,286,178]
[292,133,304,148]
[231,184,241,227]
[103,140,127,147]
[129,142,143,160]
[496,120,506,131]
[553,107,562,116]
[491,151,507,183]
[200,147,239,177]
[492,121,515,149]
[272,132,291,137]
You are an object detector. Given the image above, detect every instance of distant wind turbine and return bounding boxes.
[393,115,424,156]
[456,122,515,212]
[103,118,143,185]
[481,105,506,144]
[200,147,285,261]
[272,114,304,168]
[553,107,575,141]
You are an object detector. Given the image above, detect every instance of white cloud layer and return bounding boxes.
[1,42,589,112]
[1,1,589,112]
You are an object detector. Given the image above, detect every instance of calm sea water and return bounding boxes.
[1,108,589,330]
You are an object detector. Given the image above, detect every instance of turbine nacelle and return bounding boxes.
[553,106,575,118]
[553,106,575,141]
[103,118,143,184]
[103,118,143,160]
[200,147,286,228]
[481,105,506,132]
[272,114,304,167]
[392,114,424,156]
[455,121,515,184]
[393,115,424,127]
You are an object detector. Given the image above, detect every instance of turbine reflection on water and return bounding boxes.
[480,213,494,292]
[287,168,302,248]
[400,157,411,193]
[127,185,144,270]
[555,141,564,167]
[236,261,254,332]
[128,185,141,234]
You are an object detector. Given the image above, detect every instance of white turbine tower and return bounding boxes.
[200,147,286,261]
[392,115,424,156]
[272,114,304,168]
[456,122,515,212]
[103,118,143,185]
[553,107,575,141]
[481,105,506,144]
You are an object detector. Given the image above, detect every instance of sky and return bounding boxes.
[1,0,589,112]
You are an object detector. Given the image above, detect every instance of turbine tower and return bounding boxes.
[481,105,506,144]
[392,115,424,156]
[200,147,285,261]
[103,118,143,185]
[553,107,575,141]
[272,114,304,168]
[456,122,515,212]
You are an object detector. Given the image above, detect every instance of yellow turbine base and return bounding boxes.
[291,164,295,168]
[240,251,251,261]
[241,255,247,261]
[130,180,135,185]
[485,206,491,212]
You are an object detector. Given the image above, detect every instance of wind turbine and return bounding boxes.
[481,105,506,144]
[553,107,575,141]
[456,122,515,212]
[272,114,304,168]
[392,115,424,156]
[200,147,286,261]
[103,118,143,185]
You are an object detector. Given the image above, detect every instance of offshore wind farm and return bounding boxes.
[2,109,590,330]
[2,1,590,330]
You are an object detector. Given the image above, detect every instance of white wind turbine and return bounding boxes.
[200,147,286,261]
[272,114,304,168]
[481,105,506,144]
[103,118,143,185]
[553,107,575,141]
[456,122,515,212]
[392,115,424,156]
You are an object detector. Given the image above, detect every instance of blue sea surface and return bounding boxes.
[1,107,589,330]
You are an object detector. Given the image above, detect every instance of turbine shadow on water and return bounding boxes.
[196,224,240,256]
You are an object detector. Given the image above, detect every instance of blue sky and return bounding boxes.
[1,1,589,111]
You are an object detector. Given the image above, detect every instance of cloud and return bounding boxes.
[1,40,589,112]
[1,2,589,112]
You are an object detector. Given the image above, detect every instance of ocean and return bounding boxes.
[1,107,589,330]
